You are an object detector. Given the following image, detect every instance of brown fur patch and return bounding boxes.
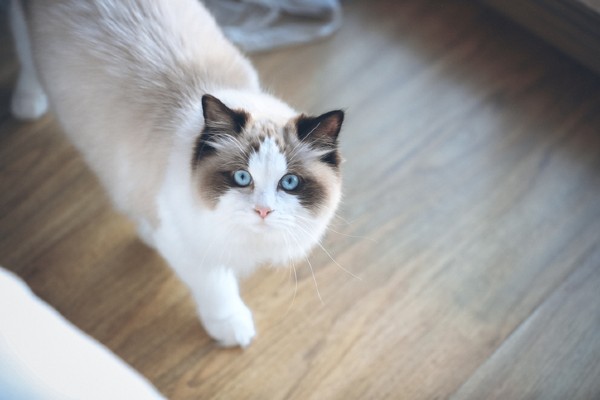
[293,170,328,212]
[193,140,253,208]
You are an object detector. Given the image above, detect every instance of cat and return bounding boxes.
[9,0,344,347]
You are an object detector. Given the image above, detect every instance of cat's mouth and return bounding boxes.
[255,217,273,228]
[249,211,280,232]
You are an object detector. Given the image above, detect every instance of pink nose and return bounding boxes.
[254,206,273,219]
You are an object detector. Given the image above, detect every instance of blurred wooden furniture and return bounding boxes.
[482,0,600,74]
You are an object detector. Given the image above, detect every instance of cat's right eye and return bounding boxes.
[233,170,252,187]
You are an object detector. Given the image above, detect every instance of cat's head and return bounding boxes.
[192,94,344,266]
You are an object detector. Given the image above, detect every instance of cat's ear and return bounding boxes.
[296,110,344,144]
[202,94,248,134]
[194,95,248,167]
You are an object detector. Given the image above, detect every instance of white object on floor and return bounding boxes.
[0,267,165,400]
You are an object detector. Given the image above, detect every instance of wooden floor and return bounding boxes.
[1,1,600,399]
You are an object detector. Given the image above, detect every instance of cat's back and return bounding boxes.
[23,0,259,221]
[28,0,258,99]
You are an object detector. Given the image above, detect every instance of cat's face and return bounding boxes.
[192,95,343,266]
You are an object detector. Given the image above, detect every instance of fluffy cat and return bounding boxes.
[10,0,344,347]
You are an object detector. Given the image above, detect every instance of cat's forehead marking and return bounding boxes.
[248,136,287,187]
[247,119,286,152]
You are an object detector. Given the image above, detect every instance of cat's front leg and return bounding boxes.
[190,268,256,348]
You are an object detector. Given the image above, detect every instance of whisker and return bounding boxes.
[207,134,249,156]
[281,228,299,316]
[294,221,363,282]
[306,255,323,304]
[325,226,378,243]
[285,139,309,166]
[292,205,378,245]
[287,228,324,304]
[283,260,299,317]
[331,213,356,226]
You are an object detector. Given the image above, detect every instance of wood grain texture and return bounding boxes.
[451,252,600,399]
[481,0,600,75]
[1,1,600,399]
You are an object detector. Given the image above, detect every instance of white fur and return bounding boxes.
[153,134,338,346]
[11,0,341,347]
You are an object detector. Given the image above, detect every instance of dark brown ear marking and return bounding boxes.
[202,94,248,133]
[296,110,344,168]
[319,151,341,167]
[296,110,344,143]
[193,95,249,167]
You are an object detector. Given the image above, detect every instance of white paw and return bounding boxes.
[11,77,48,120]
[201,304,256,348]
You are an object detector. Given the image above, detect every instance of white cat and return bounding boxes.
[10,0,344,347]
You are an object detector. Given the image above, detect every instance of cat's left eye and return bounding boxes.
[233,170,252,187]
[280,174,300,191]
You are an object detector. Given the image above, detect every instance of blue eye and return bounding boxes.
[233,170,252,187]
[280,174,300,191]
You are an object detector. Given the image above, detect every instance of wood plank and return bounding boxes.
[451,249,600,399]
